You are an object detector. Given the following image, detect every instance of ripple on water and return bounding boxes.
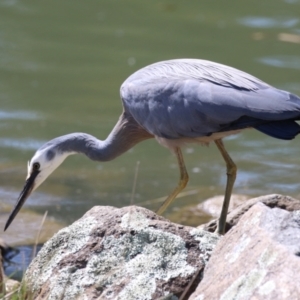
[257,55,300,70]
[0,110,40,120]
[237,16,299,28]
[0,187,62,206]
[0,138,45,150]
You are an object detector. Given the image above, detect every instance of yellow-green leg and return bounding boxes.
[157,147,189,215]
[215,139,237,235]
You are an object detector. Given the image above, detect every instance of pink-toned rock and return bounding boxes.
[202,194,300,233]
[190,195,300,300]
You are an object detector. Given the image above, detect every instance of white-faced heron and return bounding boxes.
[5,59,300,234]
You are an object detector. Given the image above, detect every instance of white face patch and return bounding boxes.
[27,161,30,178]
[27,148,74,191]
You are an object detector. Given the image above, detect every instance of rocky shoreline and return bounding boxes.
[1,194,300,299]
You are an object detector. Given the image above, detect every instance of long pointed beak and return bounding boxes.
[4,170,40,231]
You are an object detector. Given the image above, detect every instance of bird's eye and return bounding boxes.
[32,162,40,171]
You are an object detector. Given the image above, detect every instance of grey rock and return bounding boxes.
[24,206,219,300]
[190,195,300,300]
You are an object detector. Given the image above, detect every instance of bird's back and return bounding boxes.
[122,59,267,91]
[121,59,300,141]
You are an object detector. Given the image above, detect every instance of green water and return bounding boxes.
[1,0,300,227]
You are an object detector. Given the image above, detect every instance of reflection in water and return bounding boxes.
[3,244,43,281]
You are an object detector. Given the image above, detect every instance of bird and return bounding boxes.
[4,59,300,234]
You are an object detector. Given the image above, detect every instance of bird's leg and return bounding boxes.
[214,139,237,235]
[156,147,189,215]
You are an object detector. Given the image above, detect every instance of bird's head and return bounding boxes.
[4,143,71,231]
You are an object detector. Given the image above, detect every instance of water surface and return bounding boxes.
[1,0,300,231]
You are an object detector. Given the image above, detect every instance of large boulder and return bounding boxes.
[24,206,219,300]
[190,194,300,299]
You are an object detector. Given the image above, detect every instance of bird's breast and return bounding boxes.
[155,129,244,150]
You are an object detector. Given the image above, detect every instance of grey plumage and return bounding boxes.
[5,58,300,234]
[39,113,152,162]
[121,59,300,140]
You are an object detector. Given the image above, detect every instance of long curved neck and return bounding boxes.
[56,112,153,162]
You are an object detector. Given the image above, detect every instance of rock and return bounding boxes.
[164,205,212,228]
[202,194,300,233]
[0,273,3,296]
[0,238,14,295]
[3,276,20,295]
[198,194,249,218]
[165,194,249,228]
[0,239,4,295]
[190,195,300,300]
[23,206,219,300]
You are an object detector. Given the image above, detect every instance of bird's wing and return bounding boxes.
[121,59,300,139]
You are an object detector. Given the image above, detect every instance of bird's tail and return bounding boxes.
[254,120,300,140]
